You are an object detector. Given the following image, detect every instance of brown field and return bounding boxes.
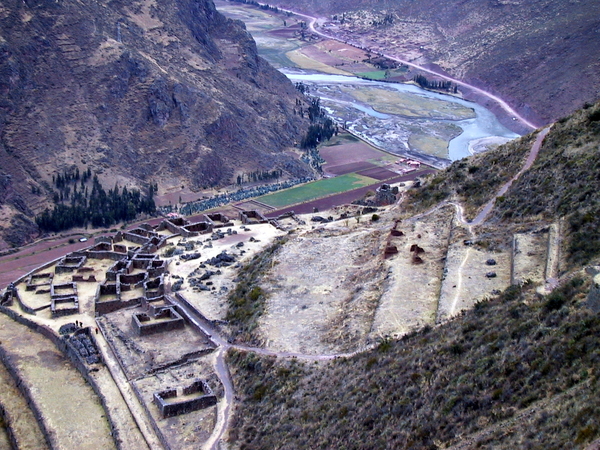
[320,139,395,167]
[325,160,378,176]
[357,166,400,180]
[300,43,372,72]
[318,39,369,60]
[267,26,300,39]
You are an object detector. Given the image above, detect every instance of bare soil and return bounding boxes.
[372,206,454,338]
[258,220,387,354]
[167,223,287,321]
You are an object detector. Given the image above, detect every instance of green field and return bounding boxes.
[258,173,377,207]
[356,70,387,80]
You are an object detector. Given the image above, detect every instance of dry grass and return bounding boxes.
[227,277,600,450]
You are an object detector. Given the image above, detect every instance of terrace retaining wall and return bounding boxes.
[0,306,121,449]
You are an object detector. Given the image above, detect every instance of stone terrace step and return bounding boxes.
[0,358,48,449]
[0,313,116,450]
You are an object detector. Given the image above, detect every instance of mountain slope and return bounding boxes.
[225,100,600,449]
[407,100,600,268]
[0,0,310,248]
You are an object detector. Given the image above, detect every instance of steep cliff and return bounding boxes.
[0,0,310,248]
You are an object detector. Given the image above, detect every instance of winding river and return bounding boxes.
[216,0,521,163]
[283,71,519,161]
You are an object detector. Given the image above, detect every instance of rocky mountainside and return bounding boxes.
[0,0,310,248]
[268,0,600,126]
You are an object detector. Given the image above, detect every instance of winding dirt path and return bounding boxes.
[469,126,551,226]
[448,127,551,315]
[167,292,374,450]
[406,126,551,317]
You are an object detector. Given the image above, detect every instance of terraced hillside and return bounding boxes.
[225,100,600,448]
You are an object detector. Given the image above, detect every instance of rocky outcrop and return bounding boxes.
[0,0,311,249]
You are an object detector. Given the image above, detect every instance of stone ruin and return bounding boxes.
[0,283,15,307]
[153,379,217,418]
[239,210,268,225]
[65,327,102,365]
[383,220,404,259]
[51,282,79,317]
[410,244,425,265]
[384,244,399,258]
[55,255,86,274]
[26,272,54,293]
[157,214,232,239]
[132,306,185,336]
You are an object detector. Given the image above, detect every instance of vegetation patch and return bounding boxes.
[492,101,600,265]
[226,237,287,344]
[408,134,450,159]
[258,173,377,208]
[285,49,351,75]
[404,133,534,216]
[36,172,157,232]
[228,278,600,449]
[356,70,387,80]
[341,86,475,120]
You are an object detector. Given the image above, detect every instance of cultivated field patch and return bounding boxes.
[324,161,379,176]
[357,166,400,180]
[285,49,352,75]
[320,136,397,167]
[258,173,377,208]
[408,134,450,159]
[356,70,387,80]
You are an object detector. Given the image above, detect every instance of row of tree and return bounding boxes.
[36,176,156,232]
[53,167,93,189]
[298,96,338,149]
[413,74,458,93]
[236,169,283,185]
[229,0,280,12]
[301,119,337,149]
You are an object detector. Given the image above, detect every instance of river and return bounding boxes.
[283,71,518,160]
[216,1,520,162]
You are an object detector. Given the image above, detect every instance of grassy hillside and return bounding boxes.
[225,101,600,449]
[227,278,600,449]
[404,133,536,218]
[492,103,600,267]
[407,100,600,266]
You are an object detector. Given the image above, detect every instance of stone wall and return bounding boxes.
[55,255,87,274]
[0,306,120,448]
[131,307,185,336]
[239,210,268,225]
[95,297,141,315]
[153,380,217,418]
[587,273,600,313]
